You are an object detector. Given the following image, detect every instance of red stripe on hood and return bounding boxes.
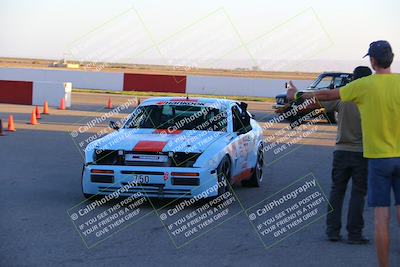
[133,141,167,152]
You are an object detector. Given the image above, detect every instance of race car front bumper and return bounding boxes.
[82,164,219,199]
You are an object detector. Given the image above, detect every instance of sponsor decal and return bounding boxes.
[164,172,169,181]
[156,101,205,106]
[170,98,198,102]
[153,129,183,135]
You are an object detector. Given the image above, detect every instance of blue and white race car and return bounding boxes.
[82,97,265,199]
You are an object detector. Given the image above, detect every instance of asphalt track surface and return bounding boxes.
[0,92,398,267]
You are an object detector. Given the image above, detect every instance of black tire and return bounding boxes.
[83,193,95,199]
[326,111,338,124]
[242,146,264,187]
[217,156,231,195]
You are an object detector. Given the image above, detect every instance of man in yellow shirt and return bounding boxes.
[287,40,399,267]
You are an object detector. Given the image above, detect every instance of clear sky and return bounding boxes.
[0,0,399,72]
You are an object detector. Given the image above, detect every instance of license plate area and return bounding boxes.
[277,98,285,104]
[125,153,168,163]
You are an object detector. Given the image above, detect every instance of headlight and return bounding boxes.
[93,149,119,165]
[170,152,201,167]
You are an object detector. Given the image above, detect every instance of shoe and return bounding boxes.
[327,234,342,242]
[347,237,369,245]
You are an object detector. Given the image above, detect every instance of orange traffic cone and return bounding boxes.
[30,110,38,125]
[59,98,66,110]
[35,106,41,119]
[106,97,112,109]
[7,115,16,132]
[0,119,4,136]
[43,101,49,115]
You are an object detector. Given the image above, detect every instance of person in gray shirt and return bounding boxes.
[321,66,372,244]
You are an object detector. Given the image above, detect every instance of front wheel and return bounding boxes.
[217,156,231,195]
[242,146,264,187]
[83,193,95,199]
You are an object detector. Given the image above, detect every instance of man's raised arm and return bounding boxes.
[286,81,341,101]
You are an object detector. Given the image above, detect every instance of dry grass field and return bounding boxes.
[0,57,318,80]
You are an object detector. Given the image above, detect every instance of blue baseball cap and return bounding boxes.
[363,40,393,58]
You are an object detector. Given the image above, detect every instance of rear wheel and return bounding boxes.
[217,156,231,195]
[242,146,264,187]
[326,111,338,124]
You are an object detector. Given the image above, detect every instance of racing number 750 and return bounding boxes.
[132,174,150,184]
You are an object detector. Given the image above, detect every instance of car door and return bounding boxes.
[230,104,255,178]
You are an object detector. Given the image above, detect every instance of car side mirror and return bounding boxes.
[329,84,335,89]
[109,120,120,130]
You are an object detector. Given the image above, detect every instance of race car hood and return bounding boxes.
[89,128,228,154]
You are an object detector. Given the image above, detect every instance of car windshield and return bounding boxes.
[309,75,332,89]
[124,104,227,131]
